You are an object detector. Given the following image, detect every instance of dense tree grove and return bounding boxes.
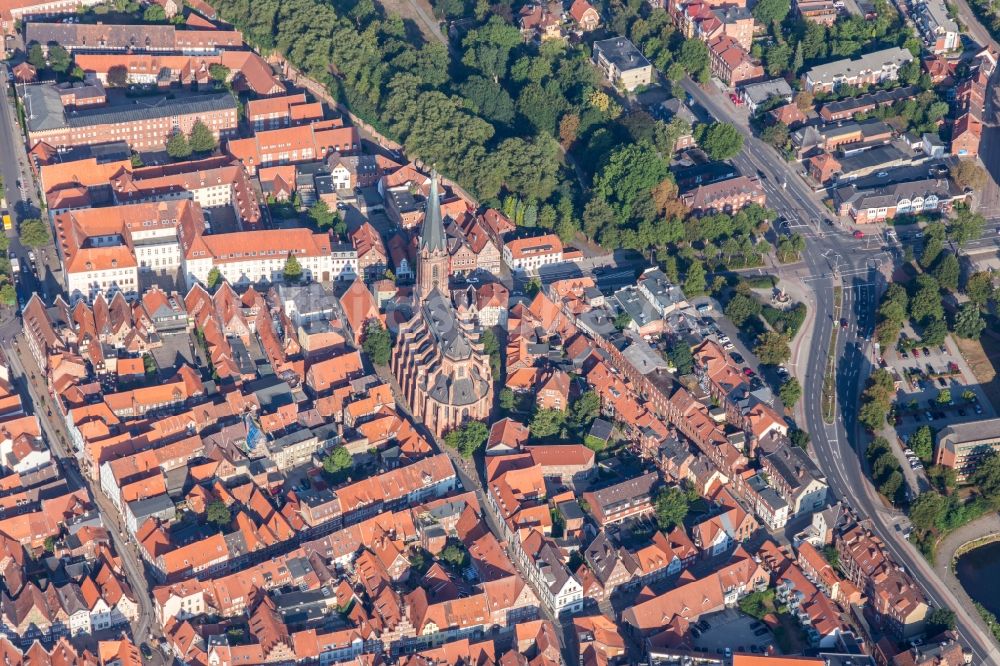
[209,0,779,267]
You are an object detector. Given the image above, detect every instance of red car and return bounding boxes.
[730,93,742,105]
[743,367,754,376]
[853,230,864,239]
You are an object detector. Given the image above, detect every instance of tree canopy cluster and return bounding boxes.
[444,420,489,458]
[866,437,904,504]
[859,368,896,432]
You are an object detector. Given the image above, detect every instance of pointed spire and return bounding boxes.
[419,170,447,254]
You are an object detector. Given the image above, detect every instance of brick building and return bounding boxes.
[24,87,237,151]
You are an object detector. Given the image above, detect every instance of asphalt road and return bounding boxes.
[0,66,51,307]
[681,76,1000,661]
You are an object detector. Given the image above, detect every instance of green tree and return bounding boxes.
[593,142,670,222]
[308,201,338,230]
[952,161,988,191]
[107,65,129,87]
[206,267,223,290]
[684,261,707,296]
[954,302,986,339]
[932,253,960,292]
[724,293,762,326]
[909,425,934,462]
[965,271,995,307]
[678,38,709,77]
[206,500,231,528]
[444,420,489,458]
[859,368,897,431]
[18,219,50,248]
[0,284,15,307]
[283,253,303,282]
[570,391,601,429]
[143,353,157,375]
[362,321,392,366]
[909,490,947,533]
[761,122,790,150]
[500,388,517,411]
[879,471,904,501]
[654,487,689,531]
[753,0,791,25]
[754,331,790,365]
[44,536,56,553]
[779,377,802,408]
[143,3,166,20]
[322,446,353,475]
[441,542,468,567]
[209,63,231,83]
[789,427,810,449]
[461,16,522,82]
[47,43,71,73]
[926,608,957,635]
[921,317,948,346]
[970,451,1000,506]
[910,274,944,323]
[165,131,192,160]
[694,122,744,160]
[920,223,947,269]
[667,341,694,375]
[27,43,45,70]
[188,120,217,154]
[531,408,566,438]
[949,207,986,249]
[614,311,632,331]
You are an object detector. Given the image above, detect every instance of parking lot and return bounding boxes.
[690,608,775,655]
[883,328,994,440]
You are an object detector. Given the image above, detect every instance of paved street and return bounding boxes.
[682,73,1000,661]
[0,65,52,307]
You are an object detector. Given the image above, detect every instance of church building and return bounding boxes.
[391,173,494,438]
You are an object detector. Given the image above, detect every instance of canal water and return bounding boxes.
[955,539,1000,618]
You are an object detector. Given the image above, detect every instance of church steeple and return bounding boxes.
[416,170,450,300]
[419,171,447,254]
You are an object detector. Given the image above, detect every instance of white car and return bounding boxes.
[723,342,735,351]
[719,336,731,344]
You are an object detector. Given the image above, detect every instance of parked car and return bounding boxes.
[937,377,947,387]
[724,343,735,350]
[900,350,909,358]
[975,404,983,414]
[923,347,931,356]
[730,352,745,364]
[743,367,754,377]
[840,318,848,329]
[939,345,948,354]
[719,336,731,344]
[925,411,933,421]
[912,348,920,357]
[853,230,865,239]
